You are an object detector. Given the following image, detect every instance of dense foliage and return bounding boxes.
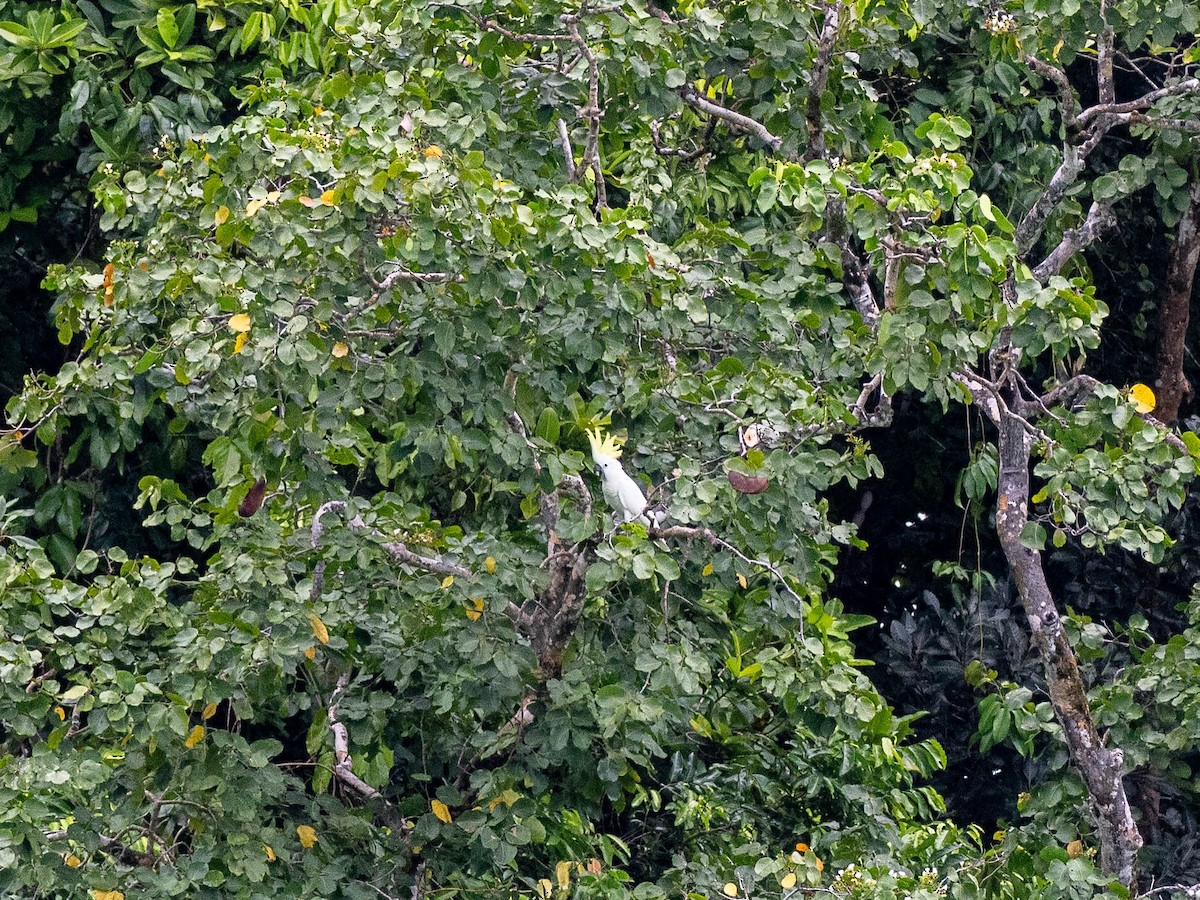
[2,0,1200,898]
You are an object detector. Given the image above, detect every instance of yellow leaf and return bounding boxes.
[233,331,248,355]
[536,879,553,900]
[55,706,65,721]
[556,860,572,890]
[313,106,323,115]
[1067,839,1084,858]
[184,725,205,749]
[332,341,349,358]
[781,872,797,889]
[441,575,454,589]
[202,702,218,720]
[263,843,277,862]
[296,825,318,848]
[484,555,496,574]
[814,857,824,872]
[214,205,230,226]
[431,799,453,823]
[424,145,443,159]
[736,573,747,589]
[303,646,317,660]
[702,562,714,577]
[722,883,739,898]
[1052,39,1064,59]
[92,891,123,900]
[795,842,809,853]
[465,597,484,621]
[310,613,330,645]
[1129,383,1156,414]
[228,313,251,333]
[63,852,83,868]
[246,198,267,217]
[320,189,336,205]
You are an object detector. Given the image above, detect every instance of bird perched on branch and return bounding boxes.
[587,426,663,527]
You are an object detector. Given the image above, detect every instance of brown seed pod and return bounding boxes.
[238,478,267,517]
[726,468,769,494]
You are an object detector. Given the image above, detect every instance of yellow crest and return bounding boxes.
[586,426,624,460]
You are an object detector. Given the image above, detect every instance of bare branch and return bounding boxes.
[1031,200,1118,281]
[556,118,578,180]
[328,673,385,801]
[1076,77,1200,128]
[1015,145,1084,256]
[676,84,783,152]
[1097,0,1115,106]
[565,15,607,209]
[1022,53,1081,132]
[311,500,473,583]
[653,524,807,629]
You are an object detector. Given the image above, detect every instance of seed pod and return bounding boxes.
[238,478,267,517]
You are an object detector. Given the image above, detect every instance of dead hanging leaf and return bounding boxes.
[201,701,219,720]
[233,331,248,355]
[331,341,349,358]
[536,880,553,900]
[54,706,65,721]
[296,825,318,848]
[1066,839,1084,859]
[238,478,267,517]
[303,646,317,660]
[556,861,572,890]
[214,205,230,226]
[184,725,205,749]
[63,852,84,868]
[102,263,115,307]
[310,613,330,645]
[228,313,251,333]
[465,597,485,621]
[586,858,602,875]
[736,573,748,589]
[263,844,277,862]
[430,799,453,823]
[727,468,769,495]
[722,883,739,898]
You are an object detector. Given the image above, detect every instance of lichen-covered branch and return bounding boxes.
[994,408,1142,887]
[803,0,841,162]
[676,84,783,152]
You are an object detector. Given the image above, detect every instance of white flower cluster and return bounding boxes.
[912,153,960,175]
[984,10,1018,33]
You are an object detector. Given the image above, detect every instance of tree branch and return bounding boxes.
[803,0,841,162]
[676,84,783,152]
[1031,200,1118,281]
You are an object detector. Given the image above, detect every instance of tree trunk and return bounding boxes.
[1155,176,1200,426]
[994,409,1143,887]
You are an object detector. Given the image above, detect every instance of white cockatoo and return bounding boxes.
[587,426,662,527]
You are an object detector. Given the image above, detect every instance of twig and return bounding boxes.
[653,524,807,632]
[328,673,385,801]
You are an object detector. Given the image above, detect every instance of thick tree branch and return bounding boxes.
[1031,200,1118,281]
[676,84,783,152]
[1155,177,1200,425]
[803,0,841,163]
[328,673,387,802]
[1075,77,1200,128]
[994,409,1142,887]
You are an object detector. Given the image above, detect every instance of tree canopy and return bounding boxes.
[2,0,1200,898]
